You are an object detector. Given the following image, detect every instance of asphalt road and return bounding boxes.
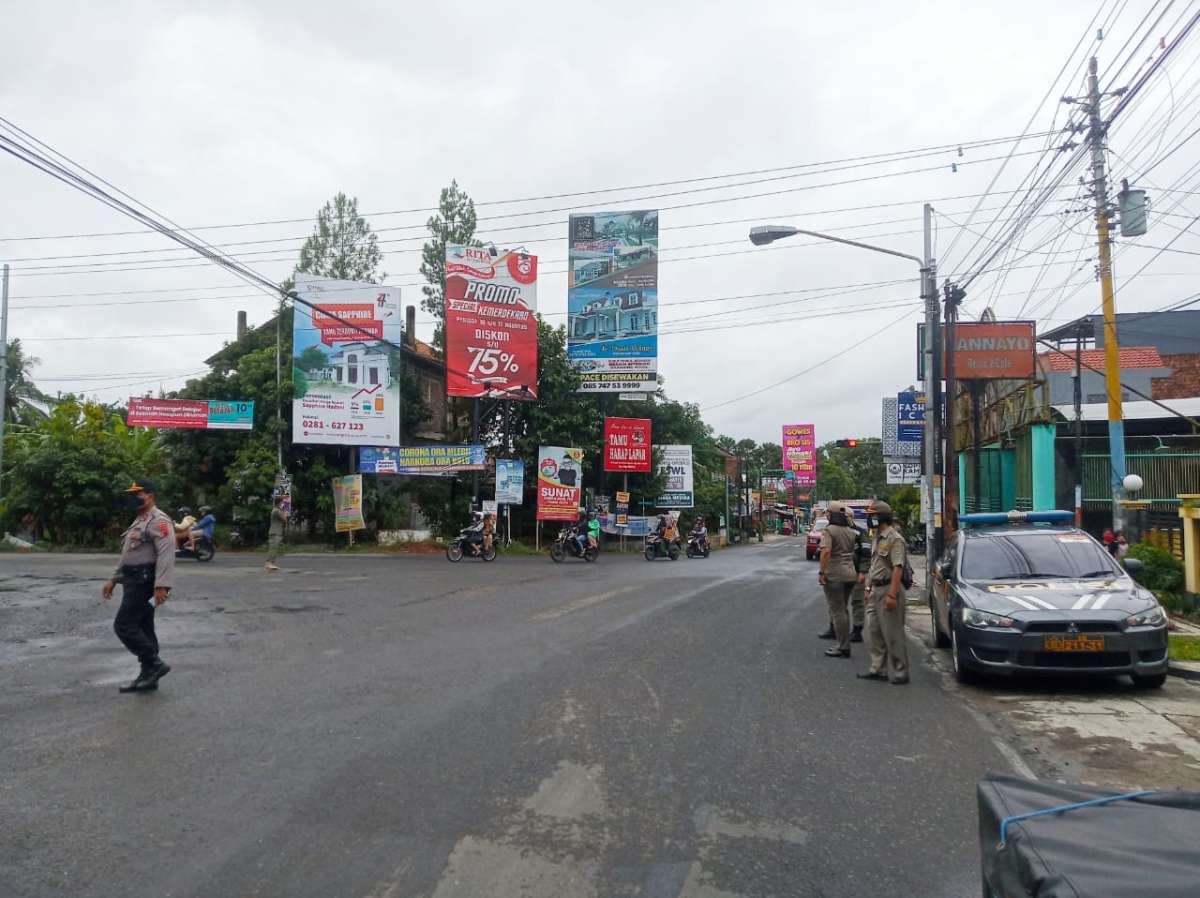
[0,539,1010,898]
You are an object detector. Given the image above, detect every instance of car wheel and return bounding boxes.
[951,623,979,685]
[806,551,815,560]
[929,595,951,648]
[1131,672,1167,689]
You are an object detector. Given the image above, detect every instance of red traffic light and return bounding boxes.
[835,438,859,448]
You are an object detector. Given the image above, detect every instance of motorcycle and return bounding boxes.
[645,532,681,561]
[446,525,497,562]
[686,532,710,558]
[175,535,215,563]
[550,528,598,563]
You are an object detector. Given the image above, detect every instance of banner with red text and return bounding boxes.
[445,245,538,400]
[782,424,817,487]
[603,417,652,473]
[536,446,583,521]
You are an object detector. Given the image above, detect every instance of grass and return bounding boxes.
[1168,635,1200,663]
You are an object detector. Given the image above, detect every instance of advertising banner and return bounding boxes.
[897,391,925,444]
[359,445,486,475]
[272,472,292,515]
[781,424,817,487]
[292,274,401,445]
[332,475,364,532]
[603,416,652,473]
[656,444,693,508]
[916,321,1036,380]
[444,245,539,400]
[615,490,630,527]
[536,446,584,521]
[886,460,922,485]
[127,398,254,430]
[495,459,525,505]
[599,513,654,536]
[567,211,658,393]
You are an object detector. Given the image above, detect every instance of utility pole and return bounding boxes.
[1084,55,1127,530]
[943,282,964,540]
[0,264,9,502]
[275,294,284,470]
[920,204,940,598]
[1074,319,1086,525]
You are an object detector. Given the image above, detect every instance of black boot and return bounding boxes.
[118,668,159,693]
[816,624,836,639]
[849,625,863,643]
[141,659,171,687]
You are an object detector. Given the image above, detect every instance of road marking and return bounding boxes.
[532,585,640,621]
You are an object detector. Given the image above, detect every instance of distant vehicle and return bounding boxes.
[805,519,828,560]
[175,536,215,563]
[549,527,598,563]
[930,511,1168,688]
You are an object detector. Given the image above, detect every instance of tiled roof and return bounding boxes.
[1040,346,1164,372]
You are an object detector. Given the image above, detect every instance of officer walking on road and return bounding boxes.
[817,507,865,643]
[101,479,176,693]
[817,502,864,658]
[857,500,910,685]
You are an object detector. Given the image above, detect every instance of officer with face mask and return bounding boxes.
[817,509,865,643]
[101,479,176,693]
[857,500,910,685]
[817,501,864,657]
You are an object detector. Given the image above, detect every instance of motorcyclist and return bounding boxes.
[186,506,216,552]
[654,514,667,540]
[587,511,601,550]
[482,512,495,553]
[174,507,196,549]
[690,516,708,550]
[573,511,589,554]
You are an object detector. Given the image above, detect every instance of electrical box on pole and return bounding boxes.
[1117,183,1149,237]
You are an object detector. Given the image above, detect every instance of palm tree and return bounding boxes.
[4,339,50,424]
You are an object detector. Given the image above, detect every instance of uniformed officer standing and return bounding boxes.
[101,478,176,693]
[817,501,862,658]
[857,500,910,685]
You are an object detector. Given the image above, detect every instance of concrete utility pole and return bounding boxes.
[920,205,940,595]
[0,264,9,501]
[1084,55,1127,530]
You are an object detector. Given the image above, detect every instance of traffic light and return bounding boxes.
[835,439,859,449]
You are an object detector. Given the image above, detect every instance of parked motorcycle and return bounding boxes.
[645,533,681,561]
[175,536,215,563]
[685,532,710,558]
[550,528,598,563]
[446,525,496,562]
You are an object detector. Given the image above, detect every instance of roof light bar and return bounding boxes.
[960,510,1075,527]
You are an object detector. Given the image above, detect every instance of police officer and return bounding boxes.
[817,502,863,658]
[101,478,176,693]
[857,500,910,685]
[817,508,865,643]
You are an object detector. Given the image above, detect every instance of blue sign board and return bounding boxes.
[495,459,525,505]
[897,392,925,444]
[360,445,486,475]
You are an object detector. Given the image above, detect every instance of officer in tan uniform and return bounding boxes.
[101,478,176,693]
[857,500,910,685]
[817,501,862,658]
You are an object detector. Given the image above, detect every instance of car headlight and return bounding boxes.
[1125,605,1167,628]
[962,608,1016,629]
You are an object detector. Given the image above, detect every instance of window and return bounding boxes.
[369,367,380,385]
[960,533,1120,581]
[347,354,358,384]
[335,368,343,383]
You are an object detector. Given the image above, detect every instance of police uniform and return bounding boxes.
[818,503,860,655]
[111,479,175,691]
[863,506,909,684]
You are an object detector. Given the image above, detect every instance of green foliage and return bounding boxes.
[4,339,51,425]
[296,192,384,283]
[1168,635,1200,662]
[889,485,921,535]
[420,180,480,349]
[1126,543,1185,594]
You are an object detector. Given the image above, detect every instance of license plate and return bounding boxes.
[1043,634,1105,652]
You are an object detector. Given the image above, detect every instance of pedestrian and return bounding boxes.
[857,500,910,685]
[817,512,866,643]
[817,501,864,658]
[100,478,175,694]
[265,495,288,572]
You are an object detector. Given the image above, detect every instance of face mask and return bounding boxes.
[874,514,893,528]
[125,492,147,512]
[867,516,879,530]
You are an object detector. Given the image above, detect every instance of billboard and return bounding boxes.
[567,211,658,393]
[444,245,538,400]
[916,321,1036,380]
[292,274,401,445]
[537,446,584,521]
[127,398,254,430]
[886,460,922,485]
[495,459,525,505]
[603,417,652,473]
[332,475,364,532]
[897,391,925,444]
[782,424,817,487]
[656,444,693,508]
[359,445,486,475]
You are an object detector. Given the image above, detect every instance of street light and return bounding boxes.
[748,224,923,266]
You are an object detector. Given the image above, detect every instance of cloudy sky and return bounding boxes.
[2,0,1196,444]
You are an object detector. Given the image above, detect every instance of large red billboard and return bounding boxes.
[603,417,652,473]
[782,423,817,487]
[444,245,538,400]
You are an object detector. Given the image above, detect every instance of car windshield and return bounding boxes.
[960,532,1121,581]
[813,520,828,531]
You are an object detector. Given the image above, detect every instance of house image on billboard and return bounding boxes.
[313,342,393,387]
[572,257,611,285]
[571,291,657,342]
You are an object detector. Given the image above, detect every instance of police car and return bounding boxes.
[929,511,1169,688]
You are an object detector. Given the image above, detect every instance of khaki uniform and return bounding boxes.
[112,506,175,667]
[819,523,860,651]
[865,526,909,683]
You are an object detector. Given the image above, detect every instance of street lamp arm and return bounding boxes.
[786,228,925,267]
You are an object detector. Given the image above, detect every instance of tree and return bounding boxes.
[420,180,480,349]
[3,339,50,424]
[295,192,384,284]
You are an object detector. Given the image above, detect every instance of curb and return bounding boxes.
[1168,661,1200,682]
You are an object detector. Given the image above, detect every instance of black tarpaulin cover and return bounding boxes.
[978,774,1200,897]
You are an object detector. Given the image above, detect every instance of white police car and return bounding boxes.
[929,511,1169,688]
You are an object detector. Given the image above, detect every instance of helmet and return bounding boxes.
[178,507,192,517]
[199,506,212,516]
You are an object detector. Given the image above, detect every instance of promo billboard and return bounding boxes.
[782,424,817,487]
[656,444,694,508]
[897,391,925,444]
[567,211,658,393]
[536,446,584,521]
[359,445,486,475]
[292,274,402,445]
[332,475,364,532]
[916,321,1036,380]
[495,459,525,505]
[444,245,538,400]
[127,398,254,430]
[603,417,652,473]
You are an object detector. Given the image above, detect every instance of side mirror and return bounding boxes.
[1122,557,1145,576]
[938,560,953,580]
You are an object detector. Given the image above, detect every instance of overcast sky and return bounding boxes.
[2,0,1196,445]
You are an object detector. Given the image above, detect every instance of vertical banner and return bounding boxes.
[782,424,817,487]
[292,274,401,445]
[603,417,652,472]
[897,391,926,445]
[332,475,364,532]
[536,446,584,521]
[656,444,694,508]
[495,459,525,505]
[444,245,538,400]
[273,472,293,516]
[567,211,659,393]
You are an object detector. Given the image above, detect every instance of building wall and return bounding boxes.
[1153,353,1200,400]
[1045,368,1169,405]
